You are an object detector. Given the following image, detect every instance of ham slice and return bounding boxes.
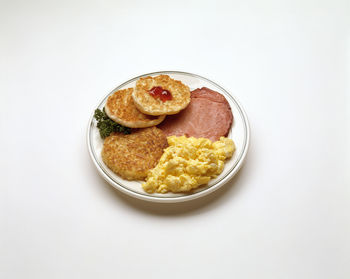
[157,87,233,142]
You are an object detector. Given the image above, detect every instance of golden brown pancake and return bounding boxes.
[105,88,165,128]
[101,127,168,180]
[132,75,191,116]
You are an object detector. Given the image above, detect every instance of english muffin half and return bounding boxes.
[101,127,168,180]
[132,75,191,116]
[105,88,165,128]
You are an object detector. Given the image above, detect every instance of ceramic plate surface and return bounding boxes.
[87,71,250,203]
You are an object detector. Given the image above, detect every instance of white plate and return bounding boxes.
[87,71,250,203]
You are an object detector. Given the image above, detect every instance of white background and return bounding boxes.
[1,0,349,278]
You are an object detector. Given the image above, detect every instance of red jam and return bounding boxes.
[148,86,172,102]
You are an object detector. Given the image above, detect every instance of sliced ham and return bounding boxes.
[191,87,229,103]
[157,87,233,142]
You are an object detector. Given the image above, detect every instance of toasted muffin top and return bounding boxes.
[101,127,168,181]
[105,88,165,128]
[132,75,191,116]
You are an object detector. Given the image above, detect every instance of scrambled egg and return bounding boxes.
[142,136,235,193]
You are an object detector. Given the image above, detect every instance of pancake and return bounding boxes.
[105,88,165,128]
[132,75,191,116]
[101,127,168,180]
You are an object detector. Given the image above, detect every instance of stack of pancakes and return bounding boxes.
[102,75,191,180]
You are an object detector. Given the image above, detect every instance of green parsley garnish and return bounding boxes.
[94,108,131,139]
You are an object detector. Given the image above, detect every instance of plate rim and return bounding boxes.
[87,70,250,203]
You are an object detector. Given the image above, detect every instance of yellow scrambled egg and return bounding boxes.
[142,136,235,193]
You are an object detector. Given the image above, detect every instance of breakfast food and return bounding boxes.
[101,127,168,180]
[132,75,191,116]
[105,88,165,128]
[158,87,233,142]
[95,74,237,194]
[142,136,235,193]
